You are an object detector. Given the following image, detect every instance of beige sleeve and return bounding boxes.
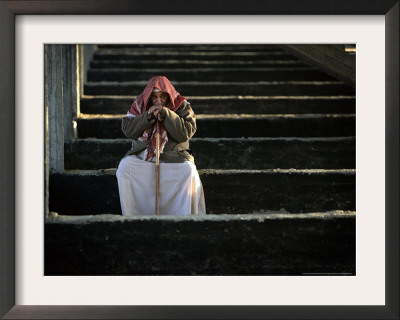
[161,102,197,142]
[121,112,155,139]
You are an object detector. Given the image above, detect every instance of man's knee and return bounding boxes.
[116,156,129,179]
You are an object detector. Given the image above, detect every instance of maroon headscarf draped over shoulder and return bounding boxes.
[128,76,186,161]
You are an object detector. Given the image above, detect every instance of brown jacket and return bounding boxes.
[121,100,196,163]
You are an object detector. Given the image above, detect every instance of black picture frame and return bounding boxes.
[0,1,398,319]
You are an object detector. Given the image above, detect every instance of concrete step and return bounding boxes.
[93,51,295,62]
[64,137,356,170]
[75,114,356,139]
[49,169,355,215]
[90,59,307,69]
[84,81,355,96]
[87,68,336,82]
[45,212,356,275]
[96,44,288,52]
[80,96,356,115]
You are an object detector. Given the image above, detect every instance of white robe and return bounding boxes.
[116,152,206,216]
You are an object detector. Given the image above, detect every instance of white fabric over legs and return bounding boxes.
[116,155,206,216]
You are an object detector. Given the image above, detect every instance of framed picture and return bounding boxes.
[45,42,357,277]
[1,1,398,319]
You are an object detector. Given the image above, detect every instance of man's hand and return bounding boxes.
[148,105,164,121]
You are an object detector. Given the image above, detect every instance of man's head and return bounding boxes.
[150,87,170,107]
[129,76,185,115]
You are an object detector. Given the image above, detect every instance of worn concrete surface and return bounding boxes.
[84,81,355,96]
[45,211,356,276]
[64,137,356,170]
[87,68,335,82]
[80,96,355,115]
[92,51,295,62]
[49,169,355,215]
[91,59,307,69]
[75,114,355,139]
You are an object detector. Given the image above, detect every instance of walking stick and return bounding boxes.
[155,120,161,215]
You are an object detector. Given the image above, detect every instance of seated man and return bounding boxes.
[116,75,206,216]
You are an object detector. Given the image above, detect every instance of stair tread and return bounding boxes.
[60,168,356,176]
[46,210,356,224]
[64,136,356,170]
[85,80,345,85]
[75,115,355,138]
[77,113,356,119]
[94,51,290,56]
[79,96,356,115]
[67,136,356,142]
[89,67,316,72]
[83,82,354,96]
[95,45,287,51]
[87,68,334,82]
[81,95,356,99]
[51,168,355,215]
[91,59,303,64]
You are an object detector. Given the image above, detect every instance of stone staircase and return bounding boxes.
[46,44,356,275]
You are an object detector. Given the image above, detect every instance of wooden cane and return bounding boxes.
[155,120,161,215]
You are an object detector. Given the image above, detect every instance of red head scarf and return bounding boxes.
[128,76,186,161]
